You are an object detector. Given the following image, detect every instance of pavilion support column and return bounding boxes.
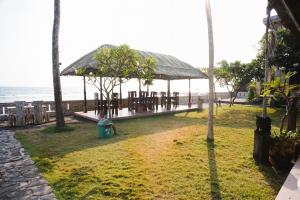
[188,78,191,108]
[167,79,171,110]
[83,76,87,113]
[119,78,122,110]
[100,77,103,115]
[138,79,141,97]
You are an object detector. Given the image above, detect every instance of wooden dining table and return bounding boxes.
[129,96,159,112]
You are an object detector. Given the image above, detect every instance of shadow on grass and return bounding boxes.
[207,140,222,200]
[257,164,288,193]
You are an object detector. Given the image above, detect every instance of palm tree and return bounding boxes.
[205,0,214,141]
[52,0,65,127]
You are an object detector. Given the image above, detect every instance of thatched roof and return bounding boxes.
[269,0,300,41]
[60,44,208,80]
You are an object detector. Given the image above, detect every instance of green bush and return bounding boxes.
[271,129,300,140]
[247,88,256,102]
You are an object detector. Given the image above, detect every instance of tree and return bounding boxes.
[78,44,156,118]
[205,0,214,141]
[262,71,299,132]
[262,28,300,130]
[255,28,300,129]
[214,60,256,106]
[52,0,65,127]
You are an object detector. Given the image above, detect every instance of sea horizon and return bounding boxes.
[0,85,215,103]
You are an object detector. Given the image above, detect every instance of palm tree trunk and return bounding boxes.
[52,0,65,127]
[262,4,271,117]
[205,0,214,141]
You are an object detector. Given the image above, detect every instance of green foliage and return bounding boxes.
[262,71,299,100]
[270,28,300,71]
[271,129,300,140]
[262,71,300,132]
[214,60,257,105]
[93,44,155,82]
[33,157,54,173]
[247,88,255,103]
[253,28,300,82]
[76,44,156,118]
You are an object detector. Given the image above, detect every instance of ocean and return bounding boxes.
[0,79,220,103]
[0,87,84,103]
[0,86,203,103]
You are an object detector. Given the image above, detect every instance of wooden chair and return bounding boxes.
[172,92,179,108]
[160,92,167,108]
[111,93,119,116]
[128,91,137,111]
[139,91,148,112]
[148,91,158,110]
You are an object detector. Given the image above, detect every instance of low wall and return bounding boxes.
[0,92,245,116]
[0,96,199,116]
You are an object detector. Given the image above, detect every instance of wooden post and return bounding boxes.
[188,78,191,108]
[119,78,122,110]
[33,101,43,125]
[100,77,103,114]
[138,79,141,96]
[167,79,171,110]
[83,76,87,113]
[15,101,25,126]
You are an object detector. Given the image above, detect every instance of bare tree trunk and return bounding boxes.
[287,98,298,131]
[205,0,214,141]
[229,93,233,107]
[280,111,288,133]
[107,95,112,119]
[52,0,65,127]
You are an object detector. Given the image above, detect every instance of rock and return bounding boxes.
[0,130,57,200]
[0,114,8,121]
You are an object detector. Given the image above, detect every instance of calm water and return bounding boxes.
[0,87,84,103]
[0,86,207,103]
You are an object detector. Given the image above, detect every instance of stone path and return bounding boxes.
[0,130,56,200]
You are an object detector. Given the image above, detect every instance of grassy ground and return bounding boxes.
[16,105,287,200]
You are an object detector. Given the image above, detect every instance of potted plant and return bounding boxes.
[269,130,300,169]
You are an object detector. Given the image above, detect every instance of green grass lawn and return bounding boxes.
[16,105,287,200]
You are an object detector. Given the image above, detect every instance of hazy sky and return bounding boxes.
[0,0,269,89]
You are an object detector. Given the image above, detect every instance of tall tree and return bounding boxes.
[52,0,65,127]
[205,0,214,141]
[269,28,300,130]
[255,28,300,130]
[77,44,156,119]
[214,60,256,106]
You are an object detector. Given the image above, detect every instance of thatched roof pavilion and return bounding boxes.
[60,44,208,80]
[60,44,207,112]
